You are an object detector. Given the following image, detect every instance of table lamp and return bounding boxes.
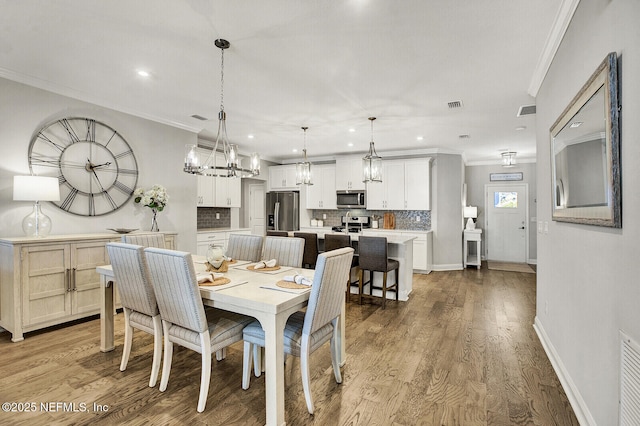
[464,206,478,230]
[13,176,61,237]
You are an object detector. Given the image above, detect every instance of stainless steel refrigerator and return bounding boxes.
[266,191,299,232]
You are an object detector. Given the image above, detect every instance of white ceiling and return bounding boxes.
[0,1,563,164]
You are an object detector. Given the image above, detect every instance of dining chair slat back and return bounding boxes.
[143,247,253,413]
[262,236,305,267]
[242,246,354,414]
[226,234,264,262]
[122,233,166,248]
[106,242,162,387]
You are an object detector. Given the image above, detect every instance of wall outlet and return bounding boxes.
[323,213,327,220]
[416,216,421,222]
[215,212,220,220]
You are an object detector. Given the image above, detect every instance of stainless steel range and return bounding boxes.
[332,215,370,233]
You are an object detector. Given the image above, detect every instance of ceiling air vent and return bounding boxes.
[517,105,536,117]
[459,134,470,139]
[448,100,463,109]
[191,114,208,121]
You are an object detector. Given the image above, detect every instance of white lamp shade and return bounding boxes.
[463,206,478,218]
[13,176,60,201]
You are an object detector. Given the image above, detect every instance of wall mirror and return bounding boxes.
[550,52,620,227]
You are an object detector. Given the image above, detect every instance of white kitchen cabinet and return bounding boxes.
[195,147,215,207]
[361,229,432,273]
[268,165,298,191]
[366,160,405,210]
[335,156,365,191]
[215,157,242,207]
[404,158,431,210]
[306,164,337,209]
[367,158,431,211]
[196,229,251,256]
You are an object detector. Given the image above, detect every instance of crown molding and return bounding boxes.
[528,0,581,97]
[0,67,202,133]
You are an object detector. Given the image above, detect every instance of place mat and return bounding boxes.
[247,264,281,272]
[276,280,310,290]
[199,277,231,286]
[206,260,229,273]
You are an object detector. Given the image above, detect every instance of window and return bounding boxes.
[494,192,517,208]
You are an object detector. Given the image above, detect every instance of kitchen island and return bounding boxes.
[299,227,415,301]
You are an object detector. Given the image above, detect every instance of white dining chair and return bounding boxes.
[242,247,355,414]
[106,242,162,388]
[143,247,254,413]
[122,233,166,248]
[262,236,305,268]
[226,234,263,261]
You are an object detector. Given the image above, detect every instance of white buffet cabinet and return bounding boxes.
[196,228,251,256]
[0,232,176,342]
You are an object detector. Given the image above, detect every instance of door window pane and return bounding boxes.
[494,192,517,208]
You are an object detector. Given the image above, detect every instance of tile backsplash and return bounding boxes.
[310,209,431,231]
[197,208,231,229]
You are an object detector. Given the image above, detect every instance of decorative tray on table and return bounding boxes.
[107,228,138,234]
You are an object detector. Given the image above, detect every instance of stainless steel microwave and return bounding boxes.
[336,190,366,208]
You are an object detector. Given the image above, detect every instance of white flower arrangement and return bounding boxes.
[134,184,169,212]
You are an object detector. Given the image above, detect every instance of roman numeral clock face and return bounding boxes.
[28,117,139,216]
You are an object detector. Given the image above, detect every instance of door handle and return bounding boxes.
[519,226,525,229]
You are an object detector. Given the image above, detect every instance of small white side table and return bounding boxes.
[464,229,482,269]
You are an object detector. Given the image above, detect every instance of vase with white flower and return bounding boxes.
[134,185,169,232]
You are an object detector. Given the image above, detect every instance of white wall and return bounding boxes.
[465,162,537,262]
[535,0,640,424]
[0,78,199,252]
[432,153,464,269]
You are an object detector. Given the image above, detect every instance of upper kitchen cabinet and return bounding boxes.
[214,156,241,207]
[404,158,431,210]
[196,147,214,207]
[366,158,431,210]
[306,164,337,209]
[366,160,405,210]
[335,156,366,191]
[268,165,298,191]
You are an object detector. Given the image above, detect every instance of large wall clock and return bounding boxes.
[28,117,139,216]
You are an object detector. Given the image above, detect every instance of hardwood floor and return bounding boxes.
[0,266,578,425]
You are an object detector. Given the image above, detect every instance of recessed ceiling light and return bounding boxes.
[347,142,354,147]
[570,121,583,128]
[137,70,150,77]
[292,148,298,153]
[349,128,355,133]
[248,134,254,139]
[416,136,424,141]
[515,126,527,131]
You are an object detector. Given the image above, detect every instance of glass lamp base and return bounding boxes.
[22,202,52,237]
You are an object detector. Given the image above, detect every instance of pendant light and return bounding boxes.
[184,39,260,178]
[362,117,383,183]
[501,151,517,167]
[296,126,313,185]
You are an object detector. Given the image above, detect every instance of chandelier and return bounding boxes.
[296,126,313,185]
[362,117,383,183]
[184,39,260,178]
[501,151,517,168]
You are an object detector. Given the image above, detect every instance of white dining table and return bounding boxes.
[96,257,345,426]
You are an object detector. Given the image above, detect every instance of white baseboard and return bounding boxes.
[528,258,538,265]
[432,263,463,271]
[533,316,596,426]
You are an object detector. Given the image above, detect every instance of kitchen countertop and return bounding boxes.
[298,227,418,244]
[197,227,250,233]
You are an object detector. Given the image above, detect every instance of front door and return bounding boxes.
[485,184,528,262]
